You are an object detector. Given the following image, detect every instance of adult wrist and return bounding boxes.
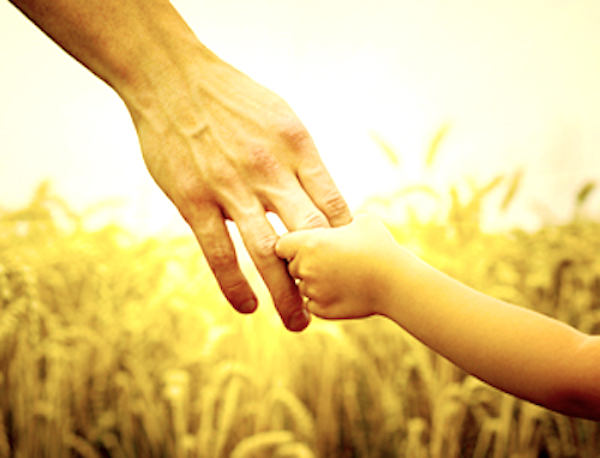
[95,2,220,130]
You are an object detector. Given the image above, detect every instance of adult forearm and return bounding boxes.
[383,256,598,417]
[9,0,214,114]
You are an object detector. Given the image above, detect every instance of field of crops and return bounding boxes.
[2,171,600,457]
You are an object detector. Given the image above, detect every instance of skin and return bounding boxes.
[276,215,600,420]
[9,0,352,331]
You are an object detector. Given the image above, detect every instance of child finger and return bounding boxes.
[275,232,301,261]
[287,258,301,279]
[305,298,328,318]
[296,279,311,298]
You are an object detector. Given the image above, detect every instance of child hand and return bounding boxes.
[275,215,402,320]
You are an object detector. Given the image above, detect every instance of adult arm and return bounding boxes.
[9,0,352,331]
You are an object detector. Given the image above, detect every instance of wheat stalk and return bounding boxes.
[230,430,295,458]
[63,433,102,458]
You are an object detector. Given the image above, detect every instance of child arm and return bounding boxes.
[276,215,600,420]
[384,256,600,420]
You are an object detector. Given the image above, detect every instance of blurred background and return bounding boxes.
[2,0,600,234]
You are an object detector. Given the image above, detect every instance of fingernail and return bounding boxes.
[239,299,257,314]
[288,309,310,332]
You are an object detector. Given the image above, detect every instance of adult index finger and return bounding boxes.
[297,156,352,228]
[278,119,352,228]
[267,179,330,233]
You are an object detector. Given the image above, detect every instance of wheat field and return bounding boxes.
[1,175,600,457]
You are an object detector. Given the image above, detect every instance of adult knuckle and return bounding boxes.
[245,143,282,178]
[205,244,237,271]
[299,211,329,230]
[320,192,350,220]
[209,157,240,188]
[176,175,210,206]
[277,118,313,152]
[173,189,211,227]
[221,277,250,300]
[251,232,279,262]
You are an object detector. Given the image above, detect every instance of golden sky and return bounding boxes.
[2,0,600,233]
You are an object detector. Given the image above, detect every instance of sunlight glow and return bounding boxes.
[2,0,600,234]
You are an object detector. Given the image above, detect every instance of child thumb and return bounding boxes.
[275,231,303,261]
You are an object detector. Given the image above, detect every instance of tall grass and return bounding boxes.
[1,161,600,457]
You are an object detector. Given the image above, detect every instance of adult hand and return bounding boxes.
[132,58,352,331]
[9,0,352,331]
